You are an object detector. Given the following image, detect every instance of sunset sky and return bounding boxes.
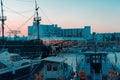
[1,0,120,36]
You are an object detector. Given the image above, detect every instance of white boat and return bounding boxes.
[0,49,40,80]
[35,56,74,80]
[76,51,120,80]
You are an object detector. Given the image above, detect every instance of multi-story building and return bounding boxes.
[28,22,92,40]
[60,26,91,39]
[28,22,61,39]
[94,33,103,42]
[94,33,120,42]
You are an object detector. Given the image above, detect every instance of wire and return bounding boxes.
[3,5,29,19]
[39,7,53,24]
[3,4,35,30]
[17,14,35,30]
[5,9,34,14]
[3,0,54,38]
[18,10,34,14]
[4,23,12,31]
[4,23,15,37]
[16,0,34,2]
[4,0,53,24]
[5,23,22,37]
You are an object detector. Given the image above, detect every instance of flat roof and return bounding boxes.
[81,51,109,56]
[40,37,86,41]
[42,56,66,63]
[84,51,108,54]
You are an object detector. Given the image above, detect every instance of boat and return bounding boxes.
[34,56,74,80]
[76,51,120,80]
[0,0,52,59]
[0,0,59,79]
[0,49,41,80]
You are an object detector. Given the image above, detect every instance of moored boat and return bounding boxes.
[34,56,74,80]
[76,51,120,80]
[0,49,41,80]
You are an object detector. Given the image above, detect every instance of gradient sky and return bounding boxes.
[1,0,120,36]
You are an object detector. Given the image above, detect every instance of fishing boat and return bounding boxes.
[76,51,120,80]
[34,56,74,80]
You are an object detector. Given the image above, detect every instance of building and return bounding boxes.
[28,22,61,39]
[94,33,120,42]
[28,22,92,40]
[60,26,91,39]
[94,33,103,42]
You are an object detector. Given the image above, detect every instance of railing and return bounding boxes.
[0,67,11,73]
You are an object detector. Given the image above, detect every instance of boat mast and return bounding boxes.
[34,0,41,40]
[0,0,7,41]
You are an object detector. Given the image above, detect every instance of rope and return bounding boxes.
[17,14,35,30]
[16,0,34,3]
[39,7,53,24]
[4,5,29,19]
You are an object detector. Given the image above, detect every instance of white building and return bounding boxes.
[94,33,103,42]
[82,26,91,39]
[28,22,92,40]
[94,33,120,42]
[28,22,61,39]
[60,26,91,39]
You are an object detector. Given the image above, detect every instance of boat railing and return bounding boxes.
[0,67,11,73]
[0,48,8,53]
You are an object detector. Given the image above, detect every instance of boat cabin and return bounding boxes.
[41,56,72,80]
[78,52,114,80]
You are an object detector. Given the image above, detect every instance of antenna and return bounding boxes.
[0,0,7,41]
[34,0,41,40]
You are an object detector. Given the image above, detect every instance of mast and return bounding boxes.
[0,0,7,41]
[34,0,41,40]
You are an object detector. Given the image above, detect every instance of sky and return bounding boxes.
[1,0,120,36]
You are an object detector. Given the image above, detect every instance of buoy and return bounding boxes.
[78,70,87,79]
[108,70,117,79]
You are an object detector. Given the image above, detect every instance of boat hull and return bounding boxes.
[0,66,31,80]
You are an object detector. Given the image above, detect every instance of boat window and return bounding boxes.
[47,64,52,71]
[93,60,96,63]
[102,56,106,62]
[92,56,95,58]
[96,59,99,63]
[95,56,97,58]
[10,55,22,61]
[87,58,89,63]
[53,65,58,71]
[21,62,29,66]
[46,78,56,80]
[86,56,90,63]
[0,62,6,69]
